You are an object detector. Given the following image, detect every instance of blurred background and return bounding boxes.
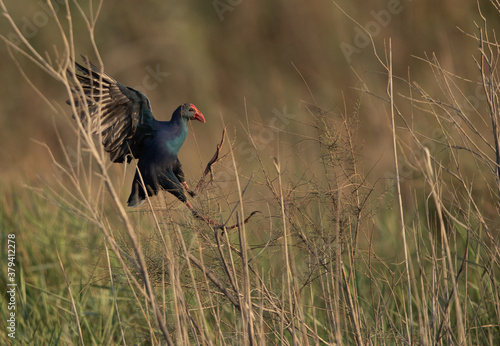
[0,0,497,211]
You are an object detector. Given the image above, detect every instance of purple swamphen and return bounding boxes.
[68,59,205,209]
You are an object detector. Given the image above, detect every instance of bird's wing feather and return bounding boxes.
[68,58,156,163]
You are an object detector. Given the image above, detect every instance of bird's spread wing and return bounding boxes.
[67,58,156,163]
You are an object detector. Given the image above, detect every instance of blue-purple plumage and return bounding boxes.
[68,59,205,207]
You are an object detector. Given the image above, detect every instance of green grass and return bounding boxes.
[1,101,499,344]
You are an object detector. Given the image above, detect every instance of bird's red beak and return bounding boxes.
[194,111,206,123]
[190,104,206,123]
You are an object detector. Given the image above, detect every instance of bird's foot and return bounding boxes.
[220,211,261,231]
[187,202,261,231]
[183,182,197,197]
[186,202,222,226]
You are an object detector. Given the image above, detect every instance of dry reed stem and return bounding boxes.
[423,148,466,343]
[386,38,413,343]
[195,127,229,194]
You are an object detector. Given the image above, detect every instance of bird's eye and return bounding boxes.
[189,108,195,112]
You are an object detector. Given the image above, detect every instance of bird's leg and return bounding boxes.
[223,211,261,231]
[185,202,261,231]
[186,202,222,227]
[182,181,196,197]
[183,129,261,230]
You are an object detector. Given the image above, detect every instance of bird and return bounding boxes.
[67,58,205,209]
